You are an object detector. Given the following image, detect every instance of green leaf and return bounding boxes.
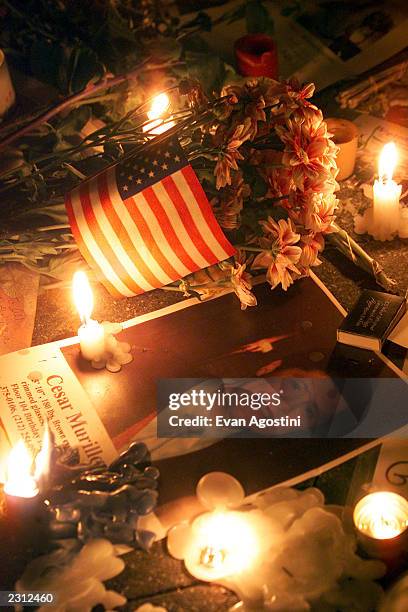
[252,174,268,199]
[182,33,211,55]
[57,106,92,137]
[103,141,124,161]
[46,251,84,280]
[30,41,64,89]
[184,51,226,95]
[182,11,213,33]
[245,1,274,35]
[105,6,138,44]
[18,204,69,225]
[144,36,182,64]
[66,47,104,94]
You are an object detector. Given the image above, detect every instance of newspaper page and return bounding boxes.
[354,114,408,184]
[373,427,408,498]
[190,0,408,90]
[0,264,38,355]
[0,276,406,491]
[0,343,118,480]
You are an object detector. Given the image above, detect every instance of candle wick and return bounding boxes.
[82,314,90,327]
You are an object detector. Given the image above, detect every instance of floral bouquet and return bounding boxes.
[0,76,395,305]
[177,77,338,308]
[152,77,394,307]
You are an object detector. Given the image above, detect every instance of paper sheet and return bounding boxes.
[0,344,117,480]
[191,0,408,91]
[389,311,408,348]
[0,263,39,355]
[373,428,408,498]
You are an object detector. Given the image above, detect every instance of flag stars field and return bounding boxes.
[65,136,236,297]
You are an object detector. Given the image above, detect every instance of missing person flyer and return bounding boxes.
[0,278,407,498]
[0,343,118,479]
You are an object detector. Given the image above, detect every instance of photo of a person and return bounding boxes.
[296,0,401,61]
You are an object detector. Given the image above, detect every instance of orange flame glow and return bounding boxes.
[4,427,50,498]
[378,142,398,182]
[73,271,94,326]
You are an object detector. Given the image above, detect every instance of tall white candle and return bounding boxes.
[373,142,402,241]
[73,271,105,362]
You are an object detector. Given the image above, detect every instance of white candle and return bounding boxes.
[143,93,175,136]
[373,142,402,241]
[353,491,408,540]
[73,271,105,362]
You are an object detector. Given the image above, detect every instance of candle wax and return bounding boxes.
[373,179,402,241]
[78,319,105,362]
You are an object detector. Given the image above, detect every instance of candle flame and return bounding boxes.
[188,511,260,580]
[73,271,94,326]
[4,440,38,498]
[378,142,398,182]
[147,93,170,121]
[4,427,50,498]
[354,491,408,540]
[144,93,174,136]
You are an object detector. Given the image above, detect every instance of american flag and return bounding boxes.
[65,138,236,297]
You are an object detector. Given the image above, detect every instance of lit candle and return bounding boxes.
[143,93,175,136]
[4,430,50,552]
[168,473,265,606]
[353,491,408,563]
[4,427,50,500]
[353,491,408,540]
[4,440,39,499]
[183,510,260,583]
[73,271,105,362]
[372,142,402,241]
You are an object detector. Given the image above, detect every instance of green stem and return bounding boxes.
[234,245,264,253]
[38,224,71,232]
[73,94,120,107]
[2,0,58,41]
[328,223,397,292]
[0,59,157,152]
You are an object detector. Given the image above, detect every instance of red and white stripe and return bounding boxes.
[66,165,236,297]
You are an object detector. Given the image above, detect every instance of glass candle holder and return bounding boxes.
[353,491,408,560]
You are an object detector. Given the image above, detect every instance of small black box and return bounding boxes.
[337,290,406,351]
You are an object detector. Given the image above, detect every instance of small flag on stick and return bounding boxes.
[66,138,236,297]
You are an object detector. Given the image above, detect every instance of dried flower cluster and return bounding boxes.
[185,78,339,308]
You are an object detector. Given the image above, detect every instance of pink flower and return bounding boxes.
[298,233,325,270]
[283,80,322,126]
[274,109,339,195]
[213,172,248,230]
[214,119,252,189]
[230,262,257,310]
[304,193,338,233]
[277,120,335,192]
[214,150,243,189]
[252,218,302,290]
